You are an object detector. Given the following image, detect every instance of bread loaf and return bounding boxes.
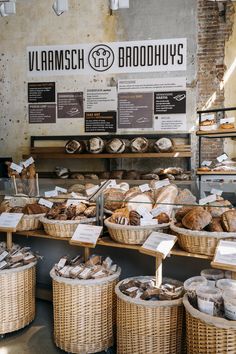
[125,192,154,212]
[175,189,197,205]
[154,184,178,217]
[65,140,84,154]
[124,170,140,180]
[86,137,105,154]
[110,170,125,179]
[106,138,126,153]
[130,137,149,153]
[206,217,224,232]
[221,210,236,232]
[153,138,174,152]
[206,199,232,218]
[182,207,212,230]
[104,188,124,211]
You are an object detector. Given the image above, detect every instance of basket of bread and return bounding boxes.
[104,181,180,244]
[171,198,236,256]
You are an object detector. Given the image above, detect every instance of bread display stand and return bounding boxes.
[50,268,121,354]
[183,294,236,354]
[115,276,184,354]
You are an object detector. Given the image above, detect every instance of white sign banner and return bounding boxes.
[85,87,117,111]
[27,38,187,77]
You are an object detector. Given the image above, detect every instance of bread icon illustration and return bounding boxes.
[88,45,114,72]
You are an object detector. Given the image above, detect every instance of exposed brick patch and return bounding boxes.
[197,0,234,162]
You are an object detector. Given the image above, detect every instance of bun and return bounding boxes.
[182,207,212,230]
[198,167,211,172]
[220,123,234,129]
[130,137,149,153]
[206,199,232,218]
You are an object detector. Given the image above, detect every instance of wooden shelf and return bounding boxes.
[196,128,236,137]
[15,231,212,260]
[197,171,236,175]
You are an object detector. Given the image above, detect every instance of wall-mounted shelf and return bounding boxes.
[197,171,236,175]
[196,128,236,137]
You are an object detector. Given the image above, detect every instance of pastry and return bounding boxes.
[175,189,197,205]
[65,140,84,154]
[68,184,85,193]
[110,170,125,179]
[99,171,111,179]
[130,137,149,153]
[129,210,141,226]
[141,173,159,180]
[206,217,224,232]
[104,188,124,211]
[175,206,193,222]
[105,138,126,153]
[84,173,99,180]
[86,137,105,154]
[70,173,85,180]
[220,123,234,129]
[182,207,212,230]
[206,199,232,218]
[198,167,211,172]
[84,205,96,217]
[153,138,174,152]
[221,210,236,232]
[22,203,48,214]
[199,118,217,131]
[155,212,170,224]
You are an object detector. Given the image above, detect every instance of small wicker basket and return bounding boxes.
[41,216,96,238]
[183,294,236,354]
[0,262,36,335]
[50,267,121,354]
[170,223,234,256]
[16,213,45,231]
[115,276,184,354]
[105,217,170,245]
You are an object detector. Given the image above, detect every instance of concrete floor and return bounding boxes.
[0,300,114,354]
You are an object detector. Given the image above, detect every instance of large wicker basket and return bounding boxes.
[105,217,170,245]
[41,216,96,238]
[50,267,121,354]
[115,276,184,354]
[0,262,36,335]
[16,214,45,231]
[170,223,234,256]
[183,294,236,353]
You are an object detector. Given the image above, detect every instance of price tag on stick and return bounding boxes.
[211,240,236,273]
[71,224,103,247]
[140,232,177,258]
[0,213,24,231]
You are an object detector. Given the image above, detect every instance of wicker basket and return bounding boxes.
[183,294,236,353]
[40,216,96,238]
[105,217,170,245]
[0,262,36,335]
[170,223,234,256]
[115,276,184,354]
[50,267,121,354]
[16,213,45,231]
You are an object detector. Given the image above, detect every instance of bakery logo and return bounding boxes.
[88,45,115,72]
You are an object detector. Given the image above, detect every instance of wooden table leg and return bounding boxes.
[84,247,90,262]
[6,231,13,250]
[155,256,163,288]
[231,272,236,280]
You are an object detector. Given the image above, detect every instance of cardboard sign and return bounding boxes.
[55,186,67,193]
[71,224,103,247]
[136,206,153,220]
[38,198,53,209]
[10,162,23,174]
[217,153,228,163]
[199,194,217,205]
[45,190,58,197]
[23,157,34,168]
[140,232,177,258]
[201,160,212,167]
[211,240,236,272]
[220,117,235,124]
[0,213,24,230]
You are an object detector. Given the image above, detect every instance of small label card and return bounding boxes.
[136,206,153,220]
[71,224,103,247]
[10,162,23,174]
[220,117,235,124]
[66,199,82,207]
[45,190,58,197]
[155,179,170,189]
[201,160,212,167]
[23,157,34,168]
[199,194,217,205]
[201,113,215,122]
[140,219,158,226]
[211,240,236,272]
[140,232,177,258]
[0,212,24,230]
[38,198,53,209]
[106,180,117,188]
[55,186,67,193]
[139,184,151,192]
[86,185,99,196]
[217,153,228,163]
[151,205,170,217]
[211,188,223,196]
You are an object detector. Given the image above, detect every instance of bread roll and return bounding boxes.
[84,173,99,180]
[175,189,197,205]
[124,170,140,180]
[175,206,193,222]
[206,199,232,218]
[65,140,84,154]
[106,138,126,153]
[99,171,111,179]
[153,138,174,152]
[206,217,224,232]
[104,188,124,211]
[155,213,170,224]
[86,137,105,154]
[161,167,183,175]
[141,173,159,180]
[110,170,124,179]
[182,207,212,230]
[70,173,85,180]
[221,210,236,232]
[130,137,149,153]
[68,184,85,193]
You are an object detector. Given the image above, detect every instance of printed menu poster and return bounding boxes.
[28,82,55,103]
[118,77,186,131]
[85,112,116,132]
[29,104,56,123]
[85,87,117,112]
[57,92,83,118]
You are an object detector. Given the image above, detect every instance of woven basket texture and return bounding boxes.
[183,295,236,353]
[50,269,120,354]
[0,262,36,335]
[16,214,44,231]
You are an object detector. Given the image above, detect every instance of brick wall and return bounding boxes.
[197,0,234,162]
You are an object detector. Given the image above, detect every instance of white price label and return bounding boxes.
[199,194,217,205]
[10,162,23,174]
[220,117,235,124]
[23,157,34,168]
[45,190,58,197]
[0,212,24,229]
[38,198,53,209]
[155,179,170,189]
[211,188,223,196]
[55,186,67,193]
[71,192,88,201]
[66,199,82,207]
[217,154,228,163]
[106,180,117,188]
[71,224,103,245]
[0,251,9,262]
[201,161,212,167]
[141,232,177,258]
[139,184,151,192]
[214,240,236,266]
[151,205,170,217]
[4,196,13,200]
[200,113,215,122]
[136,206,153,220]
[197,297,214,316]
[140,219,158,226]
[86,185,99,196]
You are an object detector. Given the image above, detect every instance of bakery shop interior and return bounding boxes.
[2,1,236,353]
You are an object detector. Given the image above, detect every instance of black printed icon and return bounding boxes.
[88,44,115,72]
